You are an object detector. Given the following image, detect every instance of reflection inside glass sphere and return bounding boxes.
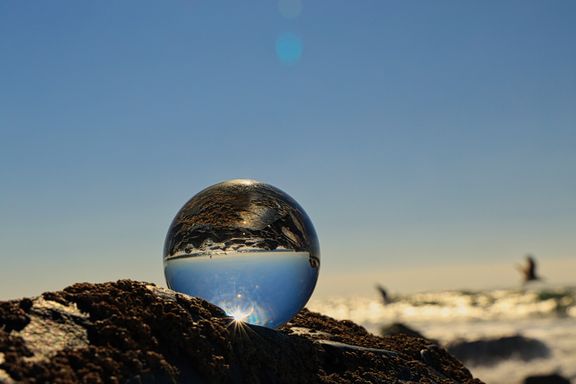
[163,179,320,329]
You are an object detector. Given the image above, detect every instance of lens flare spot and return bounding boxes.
[278,0,302,19]
[276,33,303,65]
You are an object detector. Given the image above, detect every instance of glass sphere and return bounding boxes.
[163,179,320,329]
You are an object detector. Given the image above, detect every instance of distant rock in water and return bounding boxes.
[523,373,571,384]
[380,322,426,339]
[0,280,484,383]
[447,335,550,366]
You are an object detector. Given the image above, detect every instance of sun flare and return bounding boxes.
[229,307,254,323]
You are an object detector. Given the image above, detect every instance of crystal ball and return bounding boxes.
[163,179,320,328]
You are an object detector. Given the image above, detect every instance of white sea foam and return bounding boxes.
[308,286,576,384]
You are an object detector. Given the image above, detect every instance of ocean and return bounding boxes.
[308,285,576,384]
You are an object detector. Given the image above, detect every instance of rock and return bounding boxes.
[447,335,550,366]
[380,322,426,339]
[0,280,484,383]
[523,373,571,384]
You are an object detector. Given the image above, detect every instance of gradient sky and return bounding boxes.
[1,1,575,299]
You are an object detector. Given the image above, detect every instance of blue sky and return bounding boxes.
[1,1,575,299]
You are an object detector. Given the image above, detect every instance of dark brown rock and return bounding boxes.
[447,335,550,366]
[380,322,426,339]
[0,280,484,383]
[523,373,571,384]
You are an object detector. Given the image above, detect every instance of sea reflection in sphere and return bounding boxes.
[163,179,320,329]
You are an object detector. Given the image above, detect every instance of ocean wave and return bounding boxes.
[308,286,576,325]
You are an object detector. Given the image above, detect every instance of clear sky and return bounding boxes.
[1,0,575,300]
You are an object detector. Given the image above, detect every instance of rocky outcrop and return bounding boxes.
[0,280,483,383]
[380,322,427,339]
[523,373,571,384]
[447,335,550,366]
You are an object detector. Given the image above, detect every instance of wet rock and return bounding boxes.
[380,322,426,338]
[0,280,484,383]
[523,373,571,384]
[447,335,550,366]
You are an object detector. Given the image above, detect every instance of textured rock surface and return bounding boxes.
[0,280,484,383]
